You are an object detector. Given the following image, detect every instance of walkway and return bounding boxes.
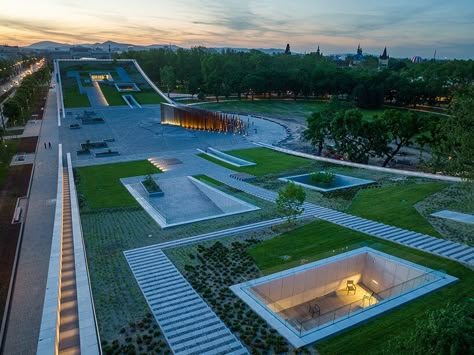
[2,83,60,354]
[124,249,249,355]
[85,82,109,107]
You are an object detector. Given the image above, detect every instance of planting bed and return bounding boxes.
[0,164,32,317]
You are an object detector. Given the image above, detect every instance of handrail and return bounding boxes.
[289,269,442,335]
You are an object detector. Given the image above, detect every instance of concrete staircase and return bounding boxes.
[124,249,248,355]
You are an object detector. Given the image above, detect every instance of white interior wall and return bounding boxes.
[252,252,427,311]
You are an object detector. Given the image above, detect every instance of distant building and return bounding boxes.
[0,45,21,60]
[70,46,110,59]
[284,44,291,55]
[379,47,389,69]
[350,44,365,66]
[315,45,323,57]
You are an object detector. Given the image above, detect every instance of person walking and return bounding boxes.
[44,142,47,149]
[48,142,51,149]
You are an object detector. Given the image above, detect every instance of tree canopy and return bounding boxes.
[116,47,473,108]
[276,182,306,222]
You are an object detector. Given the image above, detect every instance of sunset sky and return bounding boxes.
[1,0,473,58]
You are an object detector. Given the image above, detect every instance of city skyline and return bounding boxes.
[1,0,474,58]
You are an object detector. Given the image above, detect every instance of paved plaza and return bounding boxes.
[60,105,287,167]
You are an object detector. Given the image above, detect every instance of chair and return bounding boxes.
[346,280,356,295]
[363,291,375,306]
[308,303,321,318]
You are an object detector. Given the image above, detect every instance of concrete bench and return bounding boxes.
[13,207,22,223]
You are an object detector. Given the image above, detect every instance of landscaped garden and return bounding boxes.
[61,77,91,108]
[75,160,161,209]
[58,60,165,108]
[75,147,471,354]
[77,162,280,348]
[198,147,312,176]
[98,83,164,106]
[200,147,463,240]
[165,219,473,354]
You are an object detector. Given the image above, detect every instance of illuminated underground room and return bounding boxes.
[231,247,457,348]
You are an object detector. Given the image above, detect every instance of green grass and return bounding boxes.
[133,91,165,104]
[98,84,127,105]
[75,160,161,209]
[198,100,390,122]
[98,84,164,105]
[248,220,473,354]
[193,174,224,186]
[198,147,312,176]
[349,182,446,236]
[62,78,91,108]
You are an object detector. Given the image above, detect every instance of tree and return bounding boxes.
[304,112,331,155]
[276,182,306,222]
[160,65,175,97]
[381,110,422,167]
[330,109,389,164]
[434,86,474,179]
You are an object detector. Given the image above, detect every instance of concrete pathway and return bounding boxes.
[124,249,249,355]
[85,82,109,107]
[431,210,474,225]
[3,85,60,354]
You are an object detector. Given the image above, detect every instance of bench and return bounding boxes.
[13,207,22,223]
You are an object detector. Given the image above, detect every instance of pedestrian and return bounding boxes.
[44,142,47,149]
[48,142,51,149]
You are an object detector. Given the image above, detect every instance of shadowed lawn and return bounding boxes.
[99,84,164,105]
[75,160,161,209]
[349,182,446,236]
[198,147,312,176]
[134,91,165,104]
[248,220,472,354]
[98,84,126,105]
[62,77,91,108]
[198,100,388,122]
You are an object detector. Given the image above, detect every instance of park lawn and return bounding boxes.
[75,160,161,209]
[98,84,127,106]
[198,100,389,121]
[62,79,91,108]
[248,220,473,354]
[198,100,327,119]
[198,100,433,123]
[349,182,446,236]
[134,91,165,104]
[193,174,224,186]
[198,147,312,176]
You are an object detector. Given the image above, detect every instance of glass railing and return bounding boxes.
[286,270,442,336]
